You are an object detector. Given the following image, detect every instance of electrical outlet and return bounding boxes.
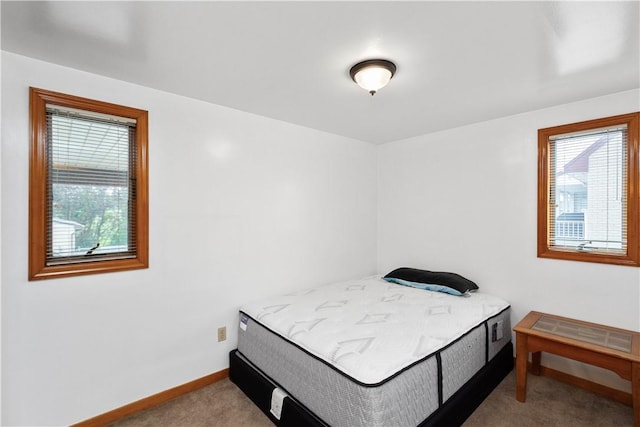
[217,326,227,342]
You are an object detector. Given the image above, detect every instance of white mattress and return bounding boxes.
[240,275,510,385]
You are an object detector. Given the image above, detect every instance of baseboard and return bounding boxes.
[524,360,632,406]
[72,368,229,427]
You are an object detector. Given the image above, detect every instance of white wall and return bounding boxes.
[1,52,377,426]
[377,88,640,392]
[3,49,639,426]
[0,8,4,425]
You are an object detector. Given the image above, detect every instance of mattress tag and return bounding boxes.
[270,387,288,420]
[240,314,248,331]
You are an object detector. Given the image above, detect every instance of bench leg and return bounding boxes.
[515,332,528,402]
[531,351,542,375]
[632,362,639,427]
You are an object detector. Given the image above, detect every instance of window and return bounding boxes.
[538,112,639,266]
[29,87,148,280]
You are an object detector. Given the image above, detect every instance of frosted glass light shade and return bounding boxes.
[350,59,396,96]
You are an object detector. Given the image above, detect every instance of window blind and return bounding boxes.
[548,124,627,254]
[46,104,138,264]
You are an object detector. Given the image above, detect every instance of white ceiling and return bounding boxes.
[2,1,639,144]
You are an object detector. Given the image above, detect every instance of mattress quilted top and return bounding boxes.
[240,276,509,385]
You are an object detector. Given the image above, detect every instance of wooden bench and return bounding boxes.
[513,311,639,427]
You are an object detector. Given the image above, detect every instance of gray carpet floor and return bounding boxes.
[110,370,634,426]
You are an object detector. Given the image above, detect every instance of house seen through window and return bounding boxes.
[551,126,625,251]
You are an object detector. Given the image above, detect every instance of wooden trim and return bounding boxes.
[72,369,229,427]
[526,361,633,407]
[28,87,149,280]
[537,112,640,267]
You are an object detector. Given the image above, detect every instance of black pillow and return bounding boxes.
[383,267,479,294]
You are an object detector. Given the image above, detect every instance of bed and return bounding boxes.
[230,270,513,426]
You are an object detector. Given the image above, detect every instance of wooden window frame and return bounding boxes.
[537,112,640,266]
[29,87,149,280]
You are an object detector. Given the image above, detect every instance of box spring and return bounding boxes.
[231,307,512,426]
[230,343,512,426]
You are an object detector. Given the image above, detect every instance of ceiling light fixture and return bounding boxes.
[349,59,397,96]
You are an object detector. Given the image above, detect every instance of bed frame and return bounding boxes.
[229,341,513,426]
